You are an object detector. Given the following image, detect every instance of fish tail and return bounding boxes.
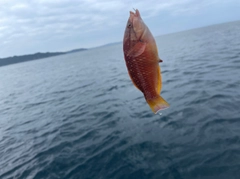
[146,95,170,114]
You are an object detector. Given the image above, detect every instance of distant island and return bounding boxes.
[0,48,87,67]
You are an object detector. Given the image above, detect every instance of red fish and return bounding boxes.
[123,9,169,114]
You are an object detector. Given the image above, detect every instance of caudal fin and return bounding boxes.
[146,95,170,114]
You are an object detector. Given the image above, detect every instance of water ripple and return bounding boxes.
[1,21,240,179]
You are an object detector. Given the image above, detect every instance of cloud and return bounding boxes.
[0,0,239,57]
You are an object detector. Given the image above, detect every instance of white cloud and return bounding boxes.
[0,0,239,57]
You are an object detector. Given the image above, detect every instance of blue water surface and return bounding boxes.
[0,21,240,179]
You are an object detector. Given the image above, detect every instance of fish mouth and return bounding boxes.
[129,9,140,22]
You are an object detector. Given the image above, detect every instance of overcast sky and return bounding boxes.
[0,0,240,58]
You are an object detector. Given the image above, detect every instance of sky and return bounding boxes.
[0,0,240,58]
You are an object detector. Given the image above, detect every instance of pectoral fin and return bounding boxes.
[127,41,146,57]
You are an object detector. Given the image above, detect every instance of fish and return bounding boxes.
[123,9,169,114]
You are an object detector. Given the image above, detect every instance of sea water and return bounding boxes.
[0,21,240,179]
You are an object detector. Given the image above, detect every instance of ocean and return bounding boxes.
[0,21,240,179]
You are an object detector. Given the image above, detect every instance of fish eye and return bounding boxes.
[128,23,132,28]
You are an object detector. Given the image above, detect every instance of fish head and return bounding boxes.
[123,9,147,43]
